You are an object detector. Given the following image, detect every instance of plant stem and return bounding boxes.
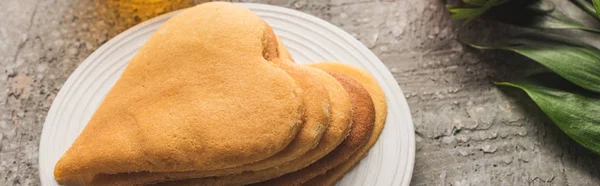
[581,27,600,34]
[571,0,600,20]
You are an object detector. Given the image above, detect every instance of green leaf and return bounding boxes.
[496,76,600,154]
[571,0,598,18]
[448,0,508,24]
[487,0,589,29]
[460,33,600,93]
[463,0,490,6]
[450,8,487,23]
[456,0,600,33]
[593,0,600,18]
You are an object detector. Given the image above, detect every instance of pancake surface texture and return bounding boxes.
[53,2,304,184]
[93,57,330,186]
[307,62,388,185]
[275,34,293,62]
[257,71,376,186]
[154,66,354,186]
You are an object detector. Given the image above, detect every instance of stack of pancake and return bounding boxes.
[53,2,387,186]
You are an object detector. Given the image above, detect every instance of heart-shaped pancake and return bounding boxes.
[54,2,305,184]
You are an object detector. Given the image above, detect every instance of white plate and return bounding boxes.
[38,3,415,186]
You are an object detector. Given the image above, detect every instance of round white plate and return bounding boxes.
[39,3,415,186]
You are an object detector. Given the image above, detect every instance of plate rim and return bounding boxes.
[38,3,415,186]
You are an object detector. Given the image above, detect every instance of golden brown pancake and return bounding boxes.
[90,19,326,186]
[275,34,294,62]
[150,67,354,186]
[93,61,332,186]
[306,62,388,186]
[53,2,305,184]
[250,71,375,186]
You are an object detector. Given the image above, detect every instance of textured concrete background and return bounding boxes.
[1,0,599,185]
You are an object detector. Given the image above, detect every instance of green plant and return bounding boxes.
[447,0,600,154]
[497,74,600,154]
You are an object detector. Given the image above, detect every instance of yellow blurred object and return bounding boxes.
[129,0,172,3]
[104,0,198,24]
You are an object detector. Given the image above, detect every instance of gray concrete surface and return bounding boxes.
[1,0,599,185]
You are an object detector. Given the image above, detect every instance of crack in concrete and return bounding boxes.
[11,38,29,64]
[11,0,39,65]
[559,148,569,186]
[27,0,40,31]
